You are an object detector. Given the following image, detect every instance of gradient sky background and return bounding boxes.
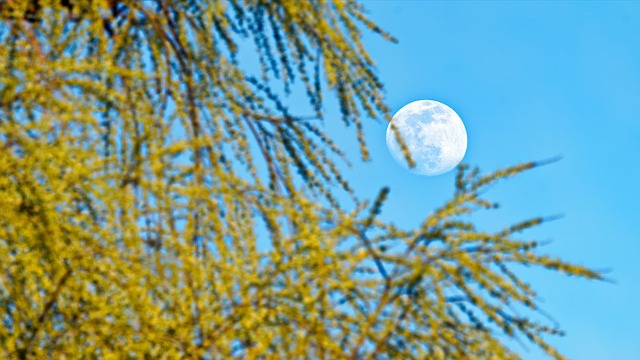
[318,1,640,359]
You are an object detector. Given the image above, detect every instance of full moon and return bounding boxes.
[386,100,467,176]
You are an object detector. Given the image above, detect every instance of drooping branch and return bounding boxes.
[0,0,124,36]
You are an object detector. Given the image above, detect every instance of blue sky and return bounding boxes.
[326,1,640,359]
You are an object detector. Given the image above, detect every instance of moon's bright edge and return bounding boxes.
[386,100,467,176]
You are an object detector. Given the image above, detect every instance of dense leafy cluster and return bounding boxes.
[0,1,599,359]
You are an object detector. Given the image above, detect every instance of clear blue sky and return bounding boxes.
[326,1,640,359]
